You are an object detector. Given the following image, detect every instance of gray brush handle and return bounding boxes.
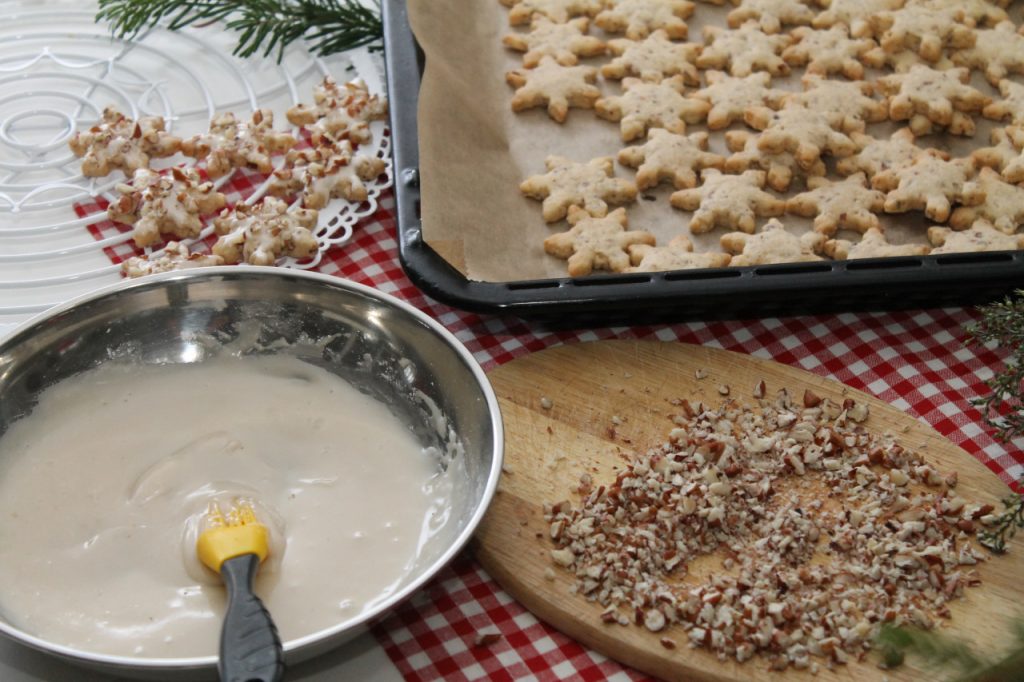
[219,554,285,682]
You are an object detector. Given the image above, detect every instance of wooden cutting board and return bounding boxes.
[474,340,1023,682]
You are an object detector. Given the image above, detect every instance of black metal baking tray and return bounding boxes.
[381,0,1024,321]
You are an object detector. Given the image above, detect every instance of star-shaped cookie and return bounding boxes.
[882,155,983,223]
[811,0,904,39]
[877,65,990,136]
[69,107,181,178]
[786,174,886,236]
[544,207,656,276]
[507,57,601,122]
[503,17,606,67]
[670,169,786,234]
[983,79,1024,126]
[727,0,815,34]
[595,76,709,141]
[928,220,1024,254]
[780,75,887,133]
[108,167,226,247]
[951,21,1024,86]
[687,71,784,130]
[122,241,224,278]
[869,6,976,63]
[269,142,387,209]
[836,128,933,191]
[500,0,604,25]
[595,0,695,40]
[782,26,877,80]
[724,130,825,192]
[520,155,638,222]
[696,22,792,77]
[721,218,826,266]
[745,106,857,170]
[618,129,725,190]
[286,77,387,146]
[627,235,731,272]
[949,167,1024,234]
[212,197,319,265]
[601,30,700,83]
[180,109,295,179]
[972,126,1024,184]
[824,228,930,260]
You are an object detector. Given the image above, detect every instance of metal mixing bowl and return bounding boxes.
[0,267,503,680]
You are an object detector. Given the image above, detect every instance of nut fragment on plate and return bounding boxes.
[69,107,181,178]
[286,77,388,145]
[108,168,226,248]
[212,197,319,266]
[121,241,224,278]
[180,109,296,179]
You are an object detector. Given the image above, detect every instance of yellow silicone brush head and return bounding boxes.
[196,500,270,573]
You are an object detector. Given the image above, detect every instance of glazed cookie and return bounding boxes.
[786,174,886,236]
[949,167,1024,234]
[601,30,701,83]
[180,109,295,180]
[670,169,785,234]
[269,142,386,209]
[500,0,604,25]
[721,218,826,266]
[696,22,792,77]
[212,197,319,266]
[286,77,387,146]
[543,207,656,276]
[122,241,224,278]
[836,129,932,190]
[69,107,181,178]
[627,235,731,272]
[951,21,1024,86]
[929,220,1024,254]
[811,0,904,39]
[520,155,638,222]
[724,130,825,192]
[727,0,814,34]
[617,129,725,190]
[595,76,710,141]
[983,79,1024,127]
[687,71,784,130]
[876,65,990,137]
[824,228,930,260]
[869,6,976,63]
[108,168,227,248]
[594,0,695,40]
[503,17,606,67]
[972,126,1024,184]
[781,26,877,80]
[745,106,856,170]
[780,75,887,134]
[906,0,1008,28]
[882,154,982,223]
[506,57,601,122]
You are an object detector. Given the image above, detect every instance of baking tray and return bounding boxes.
[381,0,1024,321]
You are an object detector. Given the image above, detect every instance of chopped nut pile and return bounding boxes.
[545,386,994,671]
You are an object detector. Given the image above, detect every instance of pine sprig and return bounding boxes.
[978,482,1024,554]
[968,289,1024,443]
[876,621,1024,682]
[97,0,382,62]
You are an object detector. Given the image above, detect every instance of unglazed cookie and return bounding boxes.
[780,75,887,134]
[882,154,983,222]
[108,168,227,248]
[543,207,656,276]
[824,228,930,260]
[906,0,1007,28]
[949,167,1024,234]
[601,30,700,83]
[786,174,886,236]
[595,76,710,141]
[69,107,181,178]
[506,57,601,122]
[869,5,976,63]
[121,241,224,278]
[727,0,814,34]
[811,0,905,39]
[781,26,877,80]
[724,130,825,192]
[670,169,785,233]
[627,235,731,272]
[503,17,606,67]
[595,0,695,40]
[618,129,725,190]
[696,22,792,77]
[928,220,1024,254]
[836,128,934,190]
[972,126,1024,184]
[212,197,319,265]
[876,65,990,136]
[951,21,1024,86]
[520,155,638,222]
[286,77,387,146]
[687,71,783,130]
[721,218,826,265]
[269,142,386,208]
[500,0,604,25]
[983,79,1024,127]
[745,106,856,170]
[180,109,295,179]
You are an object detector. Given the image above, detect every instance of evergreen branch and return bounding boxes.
[876,621,1024,682]
[97,0,382,62]
[967,289,1024,443]
[978,480,1024,554]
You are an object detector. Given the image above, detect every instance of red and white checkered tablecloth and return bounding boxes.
[82,185,1022,682]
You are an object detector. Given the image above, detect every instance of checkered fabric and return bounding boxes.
[81,187,1022,682]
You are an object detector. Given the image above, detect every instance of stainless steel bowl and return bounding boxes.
[0,267,503,680]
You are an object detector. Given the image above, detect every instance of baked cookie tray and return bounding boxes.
[382,0,1024,322]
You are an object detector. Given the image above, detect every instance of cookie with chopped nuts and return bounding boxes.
[670,169,785,234]
[617,129,724,190]
[594,0,695,40]
[180,109,295,180]
[121,241,224,278]
[727,0,815,34]
[869,5,976,63]
[811,0,904,38]
[500,0,604,25]
[595,76,710,141]
[983,79,1024,127]
[745,106,857,170]
[269,142,386,209]
[724,129,825,192]
[212,197,319,265]
[601,30,700,84]
[69,107,181,178]
[972,126,1024,184]
[876,65,990,137]
[686,71,784,130]
[949,167,1024,234]
[507,57,601,123]
[503,16,607,67]
[929,220,1024,254]
[286,77,387,146]
[836,128,933,190]
[696,22,792,77]
[627,235,731,271]
[543,206,656,276]
[721,218,825,265]
[520,155,638,223]
[951,21,1024,86]
[882,154,983,223]
[786,174,885,236]
[108,167,226,248]
[780,75,887,134]
[781,26,877,80]
[824,228,930,260]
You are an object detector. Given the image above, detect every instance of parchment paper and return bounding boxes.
[408,0,988,282]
